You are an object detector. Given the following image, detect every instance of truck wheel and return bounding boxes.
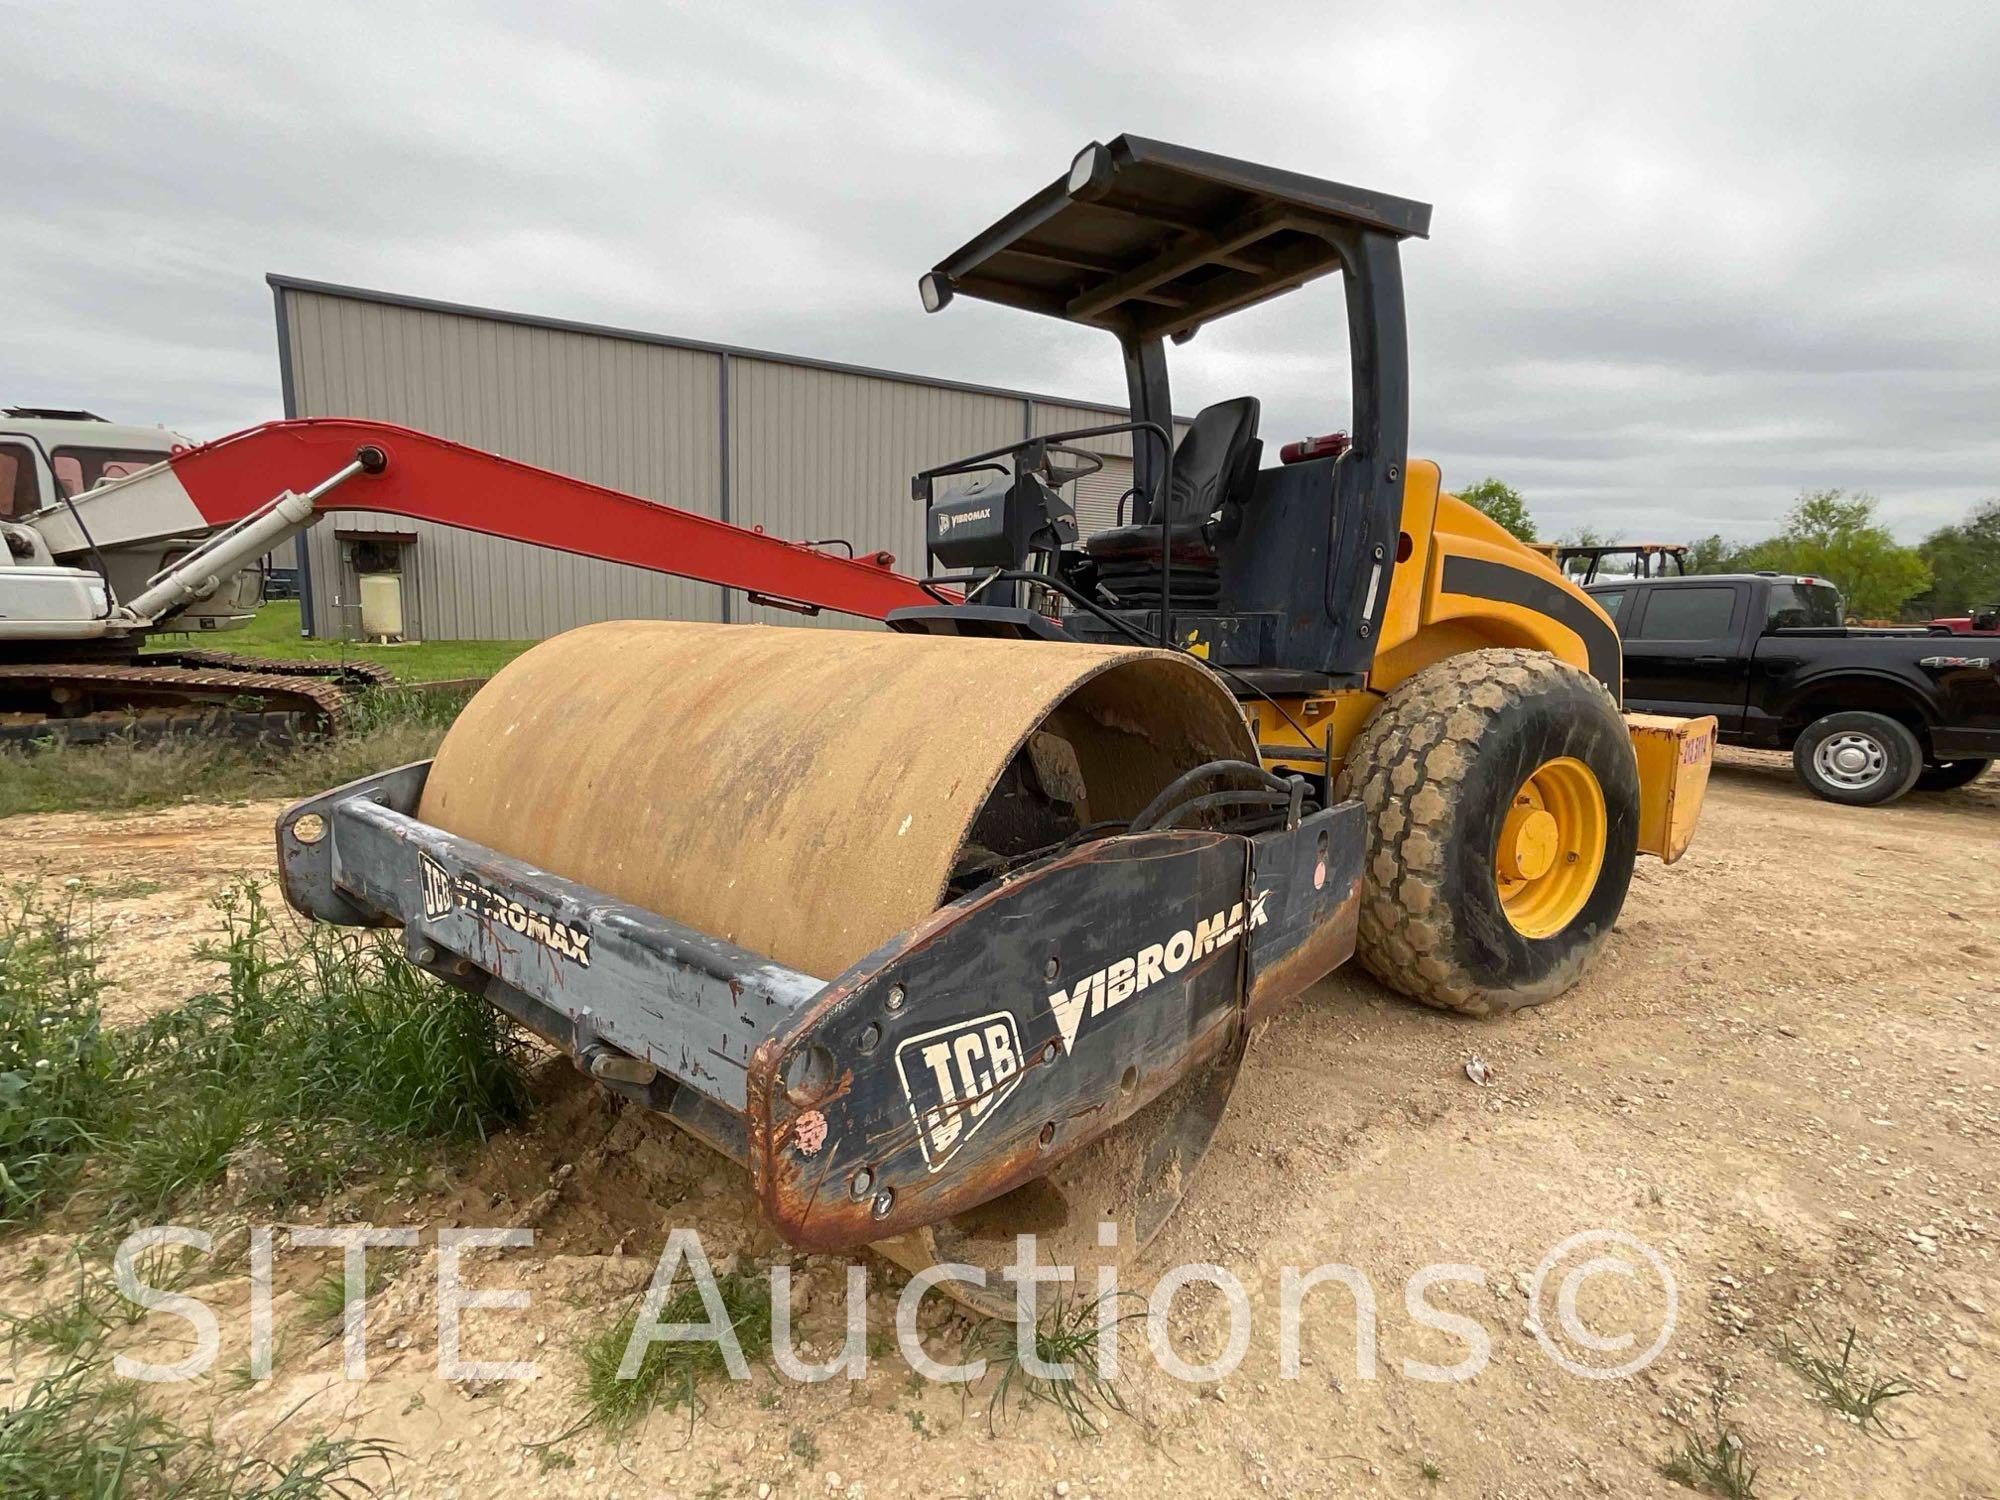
[1335,648,1641,1017]
[1913,758,1990,792]
[1791,712,1923,805]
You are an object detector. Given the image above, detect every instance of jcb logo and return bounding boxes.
[419,851,455,920]
[894,1011,1024,1171]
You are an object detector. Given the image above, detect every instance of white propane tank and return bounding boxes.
[358,574,405,641]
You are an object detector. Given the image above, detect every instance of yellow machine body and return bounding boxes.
[1240,459,1715,863]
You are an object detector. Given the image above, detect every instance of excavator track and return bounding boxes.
[0,661,365,744]
[152,649,399,690]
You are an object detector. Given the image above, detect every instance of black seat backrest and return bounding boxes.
[1161,397,1262,525]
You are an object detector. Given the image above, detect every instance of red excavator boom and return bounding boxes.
[46,418,945,623]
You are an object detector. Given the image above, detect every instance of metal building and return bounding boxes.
[270,276,1177,640]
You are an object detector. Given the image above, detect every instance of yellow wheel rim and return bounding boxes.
[1495,756,1606,939]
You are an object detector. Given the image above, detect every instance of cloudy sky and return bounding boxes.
[5,1,1997,542]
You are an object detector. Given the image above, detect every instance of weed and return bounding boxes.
[0,882,117,1225]
[7,1247,199,1359]
[0,1342,394,1498]
[1660,1403,1758,1499]
[103,881,529,1221]
[1420,1457,1442,1483]
[94,878,165,901]
[0,878,529,1231]
[0,1353,173,1497]
[970,1289,1141,1438]
[578,1272,776,1433]
[214,1434,400,1498]
[299,1260,389,1331]
[8,1281,111,1360]
[788,1428,820,1465]
[223,1332,290,1395]
[0,681,475,820]
[1777,1321,1916,1432]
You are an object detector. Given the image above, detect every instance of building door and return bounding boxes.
[341,533,420,642]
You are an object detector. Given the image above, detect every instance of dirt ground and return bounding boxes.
[0,797,290,1025]
[2,749,1995,1498]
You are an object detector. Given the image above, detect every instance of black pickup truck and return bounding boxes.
[1584,573,2000,805]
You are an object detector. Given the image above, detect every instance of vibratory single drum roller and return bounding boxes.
[271,133,1723,1319]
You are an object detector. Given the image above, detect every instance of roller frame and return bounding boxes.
[278,763,1362,1253]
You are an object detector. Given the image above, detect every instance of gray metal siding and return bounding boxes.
[1070,456,1136,536]
[282,288,724,639]
[274,280,1170,641]
[727,358,1023,628]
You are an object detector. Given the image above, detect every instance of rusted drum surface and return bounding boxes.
[418,620,1254,981]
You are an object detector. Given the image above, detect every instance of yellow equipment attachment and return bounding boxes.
[1625,712,1718,864]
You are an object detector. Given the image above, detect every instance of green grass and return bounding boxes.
[0,880,530,1231]
[577,1272,775,1433]
[0,882,506,1493]
[0,1342,394,1499]
[0,685,471,818]
[1660,1406,1758,1499]
[0,885,118,1225]
[1777,1322,1916,1432]
[969,1289,1139,1438]
[144,601,536,683]
[102,881,530,1221]
[299,1261,389,1331]
[4,1249,194,1359]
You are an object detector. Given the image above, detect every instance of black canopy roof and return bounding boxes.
[925,136,1431,344]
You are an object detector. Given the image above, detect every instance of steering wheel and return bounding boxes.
[1037,441,1106,489]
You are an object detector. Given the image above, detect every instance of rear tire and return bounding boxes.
[1791,712,1922,805]
[1913,758,1990,792]
[1335,649,1641,1017]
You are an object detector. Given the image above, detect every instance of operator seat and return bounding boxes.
[1084,396,1261,608]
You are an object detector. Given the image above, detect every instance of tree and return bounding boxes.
[1550,524,1618,579]
[1729,489,1931,620]
[1559,524,1619,549]
[1918,499,2000,615]
[1457,478,1537,542]
[1684,534,1733,574]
